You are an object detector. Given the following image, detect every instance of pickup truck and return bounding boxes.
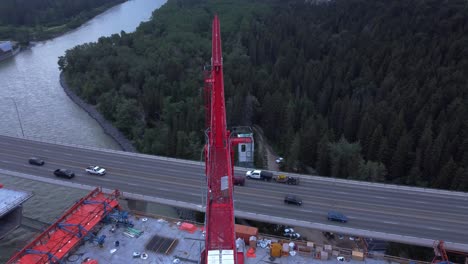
[85,166,106,176]
[274,174,300,185]
[245,170,273,181]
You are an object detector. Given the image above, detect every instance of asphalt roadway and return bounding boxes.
[0,135,467,252]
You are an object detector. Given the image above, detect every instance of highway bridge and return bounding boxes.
[0,134,467,252]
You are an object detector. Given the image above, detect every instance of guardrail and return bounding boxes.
[4,133,468,199]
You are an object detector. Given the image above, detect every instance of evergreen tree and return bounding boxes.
[357,112,374,156]
[433,157,457,189]
[343,99,360,142]
[358,160,386,182]
[450,167,466,191]
[316,134,330,176]
[388,111,406,150]
[377,137,391,166]
[329,137,362,179]
[114,98,142,136]
[389,132,412,181]
[300,118,319,167]
[367,124,383,161]
[288,133,301,171]
[428,128,448,178]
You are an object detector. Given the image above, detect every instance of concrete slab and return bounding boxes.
[0,187,32,217]
[73,212,389,264]
[0,186,32,239]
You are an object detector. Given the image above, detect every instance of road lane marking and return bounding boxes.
[98,178,112,182]
[155,188,171,192]
[334,191,349,195]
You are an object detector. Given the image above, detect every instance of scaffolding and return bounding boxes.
[8,188,120,264]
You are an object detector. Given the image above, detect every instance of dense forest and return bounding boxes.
[0,0,125,42]
[59,0,468,194]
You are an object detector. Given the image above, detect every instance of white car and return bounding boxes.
[86,166,106,175]
[245,170,273,181]
[275,157,284,164]
[283,232,301,239]
[246,170,262,179]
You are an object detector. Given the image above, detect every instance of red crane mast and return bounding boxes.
[202,15,237,264]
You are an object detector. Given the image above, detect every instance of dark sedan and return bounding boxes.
[54,169,75,179]
[284,195,302,205]
[327,211,348,223]
[28,157,45,166]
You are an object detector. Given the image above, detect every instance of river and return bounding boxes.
[0,0,167,261]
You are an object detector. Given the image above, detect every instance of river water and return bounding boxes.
[0,0,168,260]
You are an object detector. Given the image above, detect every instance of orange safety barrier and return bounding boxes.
[83,259,99,264]
[179,222,198,233]
[246,248,256,258]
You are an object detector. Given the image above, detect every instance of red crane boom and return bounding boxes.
[202,15,237,264]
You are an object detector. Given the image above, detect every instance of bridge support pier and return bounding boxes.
[126,199,148,213]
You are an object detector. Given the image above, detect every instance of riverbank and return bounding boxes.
[60,72,136,152]
[0,0,127,44]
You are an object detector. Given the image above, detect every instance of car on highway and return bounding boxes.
[86,166,106,176]
[284,195,302,205]
[327,211,348,223]
[28,157,44,166]
[245,170,273,181]
[275,157,284,164]
[233,175,245,186]
[54,169,75,179]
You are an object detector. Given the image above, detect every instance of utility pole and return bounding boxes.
[11,98,25,138]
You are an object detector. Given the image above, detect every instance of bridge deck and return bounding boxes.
[0,135,467,252]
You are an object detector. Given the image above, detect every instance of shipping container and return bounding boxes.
[235,224,258,243]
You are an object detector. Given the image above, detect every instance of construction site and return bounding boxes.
[3,186,452,264]
[3,14,467,264]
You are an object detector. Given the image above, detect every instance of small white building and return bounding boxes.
[237,132,254,167]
